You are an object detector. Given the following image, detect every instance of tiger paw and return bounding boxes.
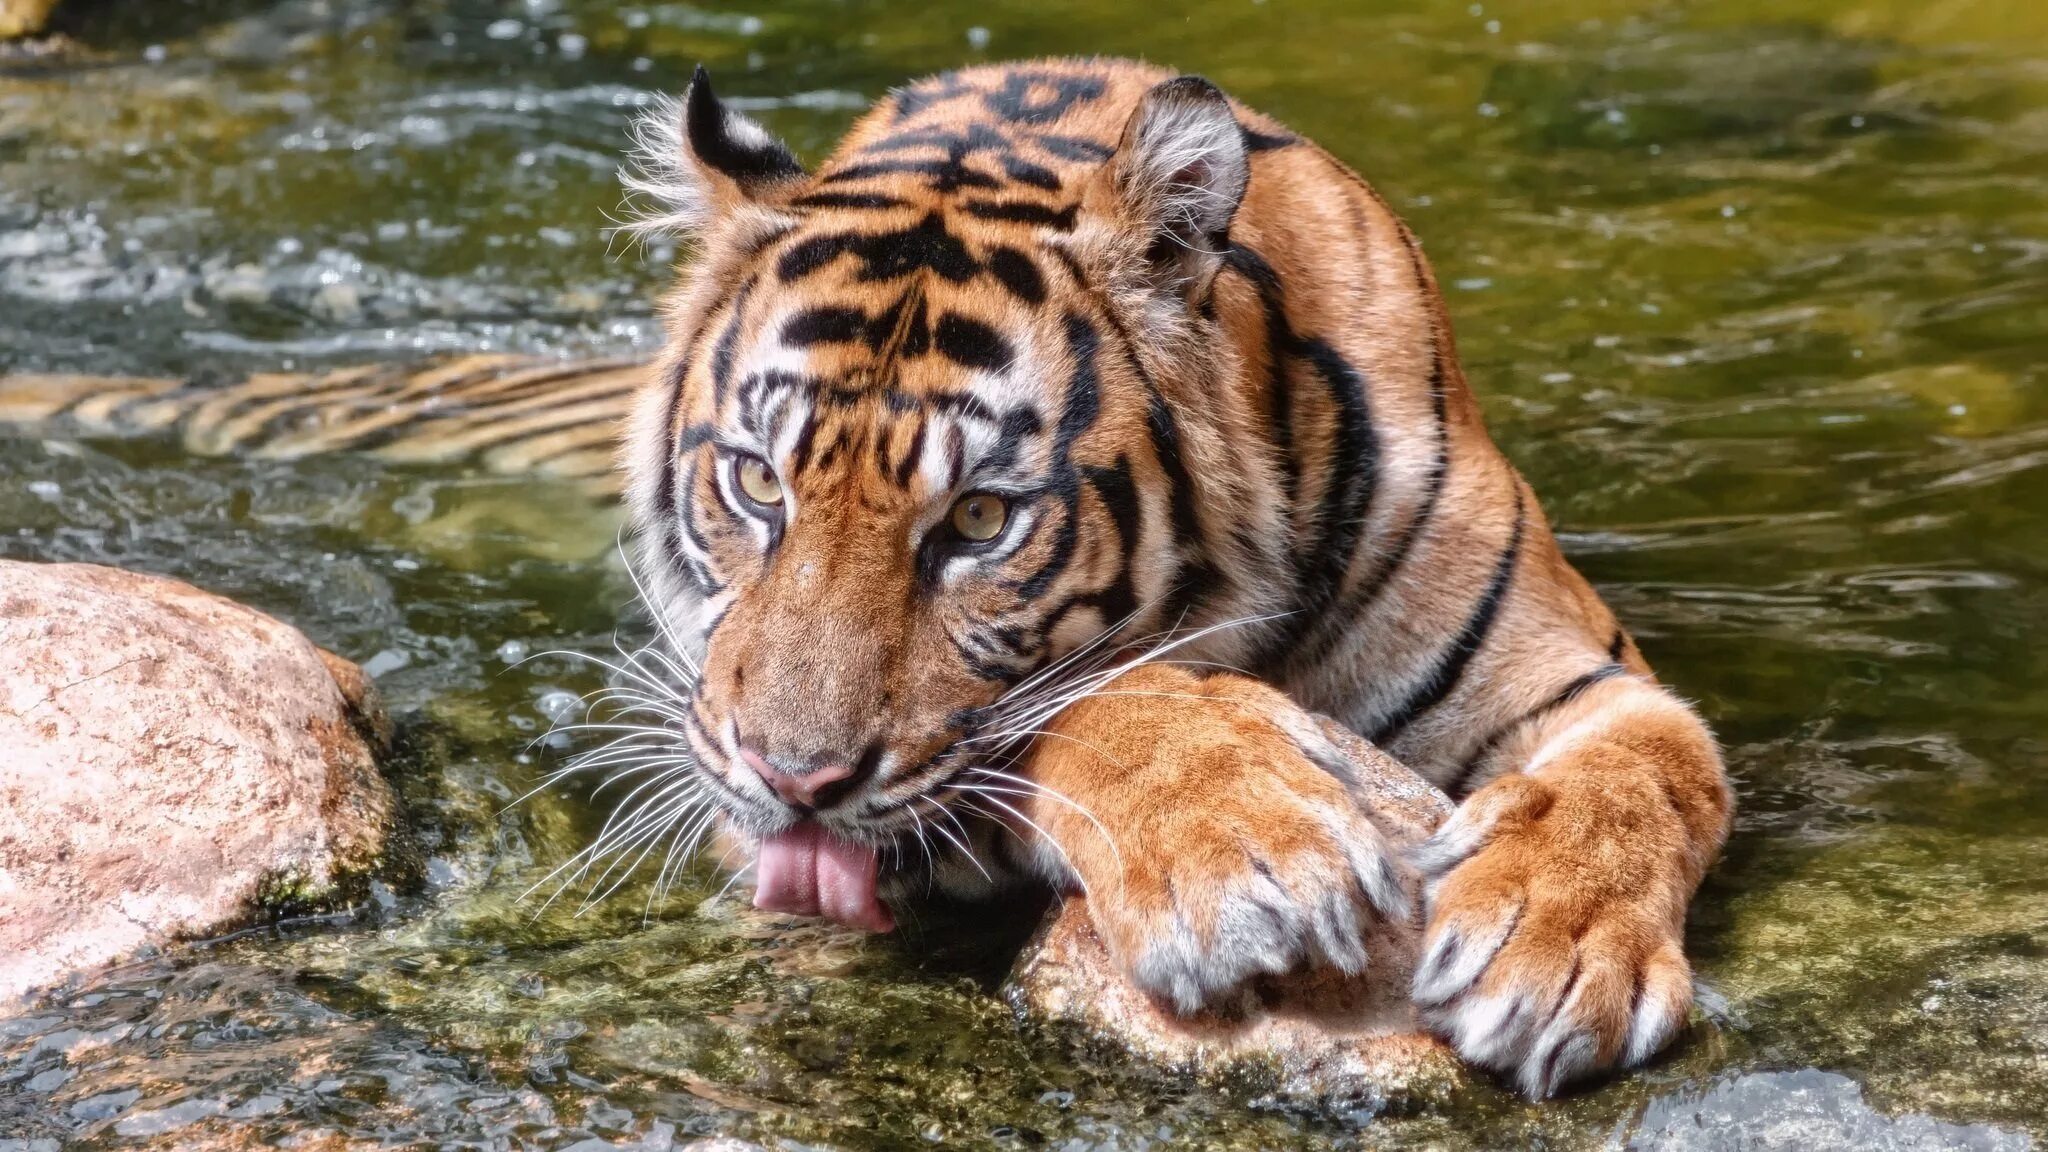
[1073,722,1412,1015]
[1408,772,1697,1098]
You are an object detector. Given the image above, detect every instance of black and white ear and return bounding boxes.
[1109,76,1250,293]
[622,65,806,237]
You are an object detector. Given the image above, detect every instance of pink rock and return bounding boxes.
[1005,717,1461,1103]
[0,560,395,1006]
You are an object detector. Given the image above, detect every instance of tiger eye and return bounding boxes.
[951,493,1008,542]
[736,455,784,506]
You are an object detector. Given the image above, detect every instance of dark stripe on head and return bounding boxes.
[1000,155,1062,190]
[1241,124,1298,152]
[979,405,1046,475]
[1054,313,1102,453]
[780,214,981,286]
[986,246,1047,304]
[933,313,1014,372]
[894,418,928,488]
[781,306,870,347]
[1033,133,1115,162]
[791,191,909,210]
[964,200,1079,230]
[708,277,758,401]
[821,158,1004,191]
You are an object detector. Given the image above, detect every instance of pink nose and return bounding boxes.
[740,748,856,809]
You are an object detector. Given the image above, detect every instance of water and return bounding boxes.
[3,0,2046,1147]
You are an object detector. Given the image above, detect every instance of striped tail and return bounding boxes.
[0,354,645,496]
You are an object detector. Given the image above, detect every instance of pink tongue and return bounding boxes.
[753,822,894,933]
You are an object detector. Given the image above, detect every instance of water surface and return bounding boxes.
[3,0,2046,1148]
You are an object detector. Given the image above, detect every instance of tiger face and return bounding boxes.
[622,64,1255,927]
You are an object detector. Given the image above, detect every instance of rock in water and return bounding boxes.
[0,0,59,39]
[0,561,396,1005]
[1623,1069,2034,1151]
[1005,717,1461,1106]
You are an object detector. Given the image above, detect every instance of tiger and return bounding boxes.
[0,57,1733,1100]
[615,56,1732,1099]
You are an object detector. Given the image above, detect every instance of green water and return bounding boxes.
[3,0,2047,1148]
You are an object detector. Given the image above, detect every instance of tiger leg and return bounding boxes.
[1409,676,1732,1097]
[997,662,1412,1014]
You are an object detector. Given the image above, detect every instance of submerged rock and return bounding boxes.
[1622,1069,2034,1151]
[0,561,396,1006]
[1006,718,1460,1106]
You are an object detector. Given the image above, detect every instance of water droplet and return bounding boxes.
[485,19,524,40]
[361,649,411,679]
[966,26,991,49]
[536,688,584,725]
[497,639,530,664]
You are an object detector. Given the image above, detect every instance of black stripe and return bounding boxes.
[1241,124,1297,152]
[791,191,908,210]
[821,158,1003,191]
[963,200,1079,230]
[1292,339,1379,618]
[1367,489,1528,746]
[1146,390,1203,556]
[709,279,757,400]
[781,306,869,347]
[933,313,1013,372]
[1447,662,1627,796]
[978,405,1046,475]
[985,246,1047,304]
[1012,316,1102,600]
[1053,314,1101,455]
[893,418,927,488]
[1221,246,1299,505]
[1032,133,1114,162]
[1298,343,1450,668]
[1000,155,1062,190]
[1607,629,1629,661]
[1082,457,1142,628]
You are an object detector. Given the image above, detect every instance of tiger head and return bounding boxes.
[621,62,1255,927]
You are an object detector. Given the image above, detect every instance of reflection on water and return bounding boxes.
[3,0,2046,1148]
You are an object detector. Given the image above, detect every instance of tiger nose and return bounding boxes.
[739,748,856,809]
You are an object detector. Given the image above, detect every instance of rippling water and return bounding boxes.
[3,1,2046,1148]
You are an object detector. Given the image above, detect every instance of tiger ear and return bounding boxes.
[623,65,806,237]
[1107,75,1250,297]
